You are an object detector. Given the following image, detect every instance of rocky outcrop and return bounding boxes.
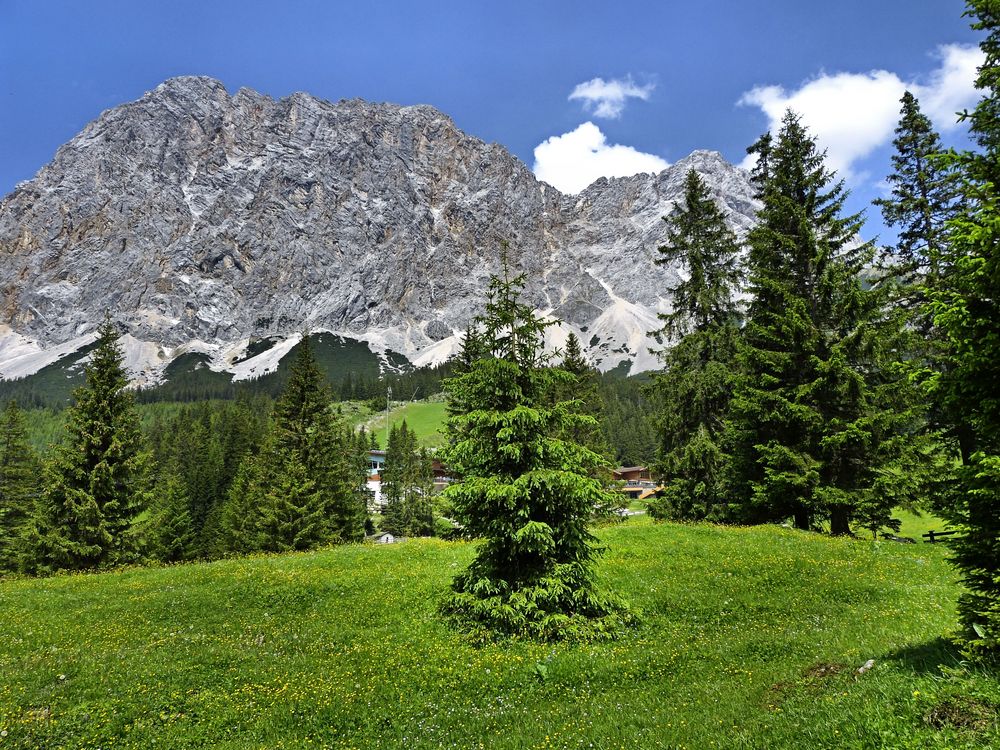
[0,76,758,383]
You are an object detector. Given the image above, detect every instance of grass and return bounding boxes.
[366,399,448,449]
[895,509,953,543]
[2,518,997,749]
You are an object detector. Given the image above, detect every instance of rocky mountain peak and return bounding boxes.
[0,78,758,385]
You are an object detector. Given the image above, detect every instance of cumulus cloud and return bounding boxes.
[738,70,905,176]
[920,43,983,127]
[569,76,654,119]
[533,122,669,195]
[738,44,984,178]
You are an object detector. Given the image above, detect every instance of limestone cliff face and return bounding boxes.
[0,76,758,382]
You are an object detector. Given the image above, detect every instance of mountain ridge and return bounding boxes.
[0,76,758,384]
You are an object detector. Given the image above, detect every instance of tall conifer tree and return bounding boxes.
[874,91,959,289]
[380,423,410,535]
[0,401,40,571]
[556,332,610,463]
[649,169,742,520]
[221,335,365,551]
[141,472,197,563]
[933,0,1000,659]
[872,91,961,528]
[728,112,906,535]
[22,317,151,572]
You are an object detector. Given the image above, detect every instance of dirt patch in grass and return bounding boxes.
[803,662,846,681]
[924,695,998,731]
[766,662,849,707]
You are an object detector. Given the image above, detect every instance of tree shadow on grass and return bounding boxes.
[884,637,965,674]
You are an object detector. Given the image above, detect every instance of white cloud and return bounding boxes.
[920,43,982,127]
[532,122,669,195]
[569,76,654,119]
[737,44,984,178]
[738,71,905,177]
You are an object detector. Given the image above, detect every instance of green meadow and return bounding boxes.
[2,518,997,749]
[366,399,449,449]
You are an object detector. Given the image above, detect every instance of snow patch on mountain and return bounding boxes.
[0,327,98,380]
[230,333,302,381]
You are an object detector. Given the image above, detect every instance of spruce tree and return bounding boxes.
[440,256,631,641]
[170,406,225,545]
[648,169,742,521]
[932,0,1000,659]
[446,323,487,426]
[561,332,587,374]
[255,448,327,552]
[556,333,610,462]
[275,337,365,543]
[141,472,197,563]
[220,335,365,552]
[23,316,151,572]
[380,423,409,535]
[0,401,40,571]
[873,91,959,289]
[727,112,907,535]
[872,90,961,527]
[220,452,268,554]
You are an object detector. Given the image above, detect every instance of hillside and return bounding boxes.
[365,399,448,449]
[1,520,996,749]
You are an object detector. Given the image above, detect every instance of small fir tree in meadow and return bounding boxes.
[0,400,40,571]
[648,169,742,521]
[440,254,632,641]
[21,316,152,573]
[932,0,1000,660]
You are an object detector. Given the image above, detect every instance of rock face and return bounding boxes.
[0,76,758,383]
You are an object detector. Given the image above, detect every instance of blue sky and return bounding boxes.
[0,0,983,238]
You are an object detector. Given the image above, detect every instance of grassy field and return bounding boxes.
[1,518,997,749]
[365,399,448,449]
[895,510,953,543]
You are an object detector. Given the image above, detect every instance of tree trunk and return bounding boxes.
[830,505,851,536]
[793,507,811,530]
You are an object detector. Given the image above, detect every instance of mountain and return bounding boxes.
[0,76,758,386]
